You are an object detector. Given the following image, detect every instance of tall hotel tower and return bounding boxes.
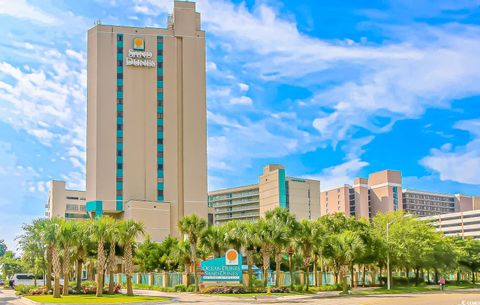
[85,1,207,241]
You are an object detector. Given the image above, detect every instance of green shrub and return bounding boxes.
[294,284,305,292]
[174,284,186,292]
[15,284,36,295]
[186,285,195,292]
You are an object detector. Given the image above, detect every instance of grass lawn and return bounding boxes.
[25,294,170,304]
[353,283,479,295]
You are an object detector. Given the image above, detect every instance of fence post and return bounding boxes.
[278,271,284,287]
[116,274,121,284]
[242,271,249,287]
[182,272,189,286]
[162,271,168,288]
[148,273,154,286]
[299,271,304,285]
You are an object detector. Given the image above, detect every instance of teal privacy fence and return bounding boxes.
[106,271,381,288]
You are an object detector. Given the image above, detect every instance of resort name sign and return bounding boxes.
[200,249,242,283]
[126,37,156,68]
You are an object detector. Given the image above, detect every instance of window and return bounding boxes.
[157,49,163,56]
[117,137,123,143]
[157,190,164,197]
[158,164,163,170]
[157,113,163,119]
[117,163,123,169]
[116,177,123,182]
[157,100,163,107]
[157,139,163,145]
[117,124,123,130]
[117,60,123,66]
[117,86,123,92]
[117,73,123,79]
[66,204,78,211]
[117,150,123,157]
[157,75,163,81]
[117,35,123,41]
[157,126,163,132]
[117,47,123,53]
[118,111,123,117]
[66,196,79,200]
[117,98,123,105]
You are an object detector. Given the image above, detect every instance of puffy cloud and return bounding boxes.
[0,0,57,24]
[422,119,480,185]
[229,96,253,106]
[305,159,369,190]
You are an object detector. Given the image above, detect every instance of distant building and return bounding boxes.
[46,181,88,220]
[320,170,479,219]
[320,170,402,219]
[208,165,320,225]
[420,210,480,239]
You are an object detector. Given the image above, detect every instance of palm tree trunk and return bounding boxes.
[288,253,294,290]
[108,242,116,294]
[350,264,354,289]
[46,246,53,291]
[304,256,311,291]
[76,259,83,291]
[262,248,270,288]
[191,242,199,292]
[342,266,348,294]
[275,249,281,287]
[247,250,254,292]
[125,242,134,296]
[362,265,366,287]
[52,248,61,298]
[96,240,105,297]
[63,247,70,296]
[313,254,318,287]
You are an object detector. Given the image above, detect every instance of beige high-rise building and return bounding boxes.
[209,164,320,225]
[47,1,207,242]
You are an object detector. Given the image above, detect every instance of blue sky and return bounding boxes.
[0,0,479,250]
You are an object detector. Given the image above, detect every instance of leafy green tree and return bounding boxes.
[178,214,207,292]
[457,238,480,284]
[159,236,179,271]
[70,221,91,291]
[0,239,6,257]
[118,219,145,296]
[169,240,193,273]
[134,237,162,273]
[17,219,47,286]
[256,218,277,287]
[0,251,23,278]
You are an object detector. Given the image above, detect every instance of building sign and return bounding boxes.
[200,249,242,283]
[126,37,156,68]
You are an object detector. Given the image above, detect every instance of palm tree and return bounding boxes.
[228,221,259,291]
[257,218,277,288]
[17,219,47,287]
[106,221,119,294]
[324,231,365,293]
[200,225,226,258]
[71,221,90,291]
[265,208,297,287]
[40,218,63,298]
[59,220,79,295]
[296,219,322,291]
[118,219,145,296]
[169,240,193,273]
[88,217,115,297]
[178,214,207,292]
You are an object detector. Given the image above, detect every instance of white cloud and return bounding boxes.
[230,96,253,105]
[305,158,369,190]
[422,119,480,185]
[0,0,57,24]
[238,83,249,91]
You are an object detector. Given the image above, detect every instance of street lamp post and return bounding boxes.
[386,214,412,290]
[386,221,392,290]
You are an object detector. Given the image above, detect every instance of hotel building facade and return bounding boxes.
[420,210,480,239]
[320,170,478,219]
[208,165,320,225]
[47,1,207,242]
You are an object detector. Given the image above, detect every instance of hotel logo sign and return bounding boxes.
[126,37,156,68]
